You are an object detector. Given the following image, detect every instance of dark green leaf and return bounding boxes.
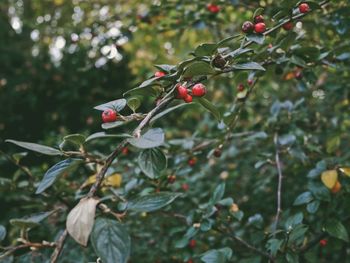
[63,134,86,146]
[216,35,241,48]
[36,159,83,194]
[94,99,127,112]
[197,98,221,121]
[183,61,215,78]
[127,128,165,149]
[288,224,308,244]
[293,191,313,206]
[285,212,303,229]
[266,239,283,257]
[232,62,266,71]
[306,200,320,214]
[194,43,217,57]
[127,97,141,112]
[210,183,225,205]
[10,210,57,229]
[85,132,132,142]
[154,64,176,73]
[201,247,232,263]
[127,192,181,212]
[5,140,62,156]
[138,148,167,179]
[325,219,349,242]
[246,34,265,45]
[101,121,127,130]
[91,218,131,263]
[253,7,264,19]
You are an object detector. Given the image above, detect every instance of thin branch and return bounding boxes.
[50,229,68,263]
[272,133,283,234]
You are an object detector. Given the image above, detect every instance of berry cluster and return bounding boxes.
[176,83,207,103]
[242,14,266,34]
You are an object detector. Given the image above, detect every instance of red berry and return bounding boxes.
[282,21,294,31]
[295,71,303,80]
[188,239,196,248]
[247,79,254,86]
[122,147,129,155]
[319,239,328,247]
[299,3,310,13]
[183,94,193,103]
[242,21,254,33]
[207,4,220,14]
[101,109,117,123]
[154,71,166,78]
[181,183,189,191]
[213,148,222,158]
[188,158,197,166]
[187,259,194,263]
[254,15,264,24]
[237,83,245,92]
[168,175,176,184]
[176,85,188,99]
[254,22,266,33]
[192,83,206,97]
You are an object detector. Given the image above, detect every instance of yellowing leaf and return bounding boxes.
[321,170,338,189]
[104,174,122,187]
[81,173,122,189]
[340,167,350,177]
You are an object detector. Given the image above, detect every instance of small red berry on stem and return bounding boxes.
[295,70,303,80]
[154,71,166,78]
[167,175,176,184]
[213,148,222,158]
[207,3,220,14]
[254,15,264,23]
[192,83,206,97]
[247,79,254,86]
[187,259,194,263]
[254,22,266,33]
[102,109,117,123]
[183,94,193,103]
[237,83,245,92]
[188,239,196,249]
[319,239,328,247]
[299,3,310,13]
[242,21,254,33]
[122,147,129,155]
[181,183,189,191]
[188,157,197,166]
[176,85,188,99]
[282,21,294,30]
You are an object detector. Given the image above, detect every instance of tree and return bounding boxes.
[1,0,350,262]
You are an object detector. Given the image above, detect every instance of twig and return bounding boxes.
[50,229,68,263]
[272,133,283,234]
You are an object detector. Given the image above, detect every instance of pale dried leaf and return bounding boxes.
[66,197,99,246]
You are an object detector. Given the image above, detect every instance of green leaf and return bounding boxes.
[232,62,266,71]
[325,219,349,242]
[63,134,86,146]
[154,64,176,73]
[201,247,233,263]
[127,128,165,149]
[226,48,254,59]
[216,35,241,48]
[285,212,303,230]
[85,132,132,142]
[127,192,181,212]
[252,7,264,19]
[36,159,83,194]
[101,121,127,130]
[183,61,215,78]
[138,148,167,179]
[290,56,307,68]
[5,140,62,156]
[306,200,320,214]
[210,183,225,205]
[286,252,299,263]
[197,98,221,121]
[10,210,57,229]
[91,218,131,263]
[293,191,313,206]
[266,239,283,257]
[194,43,217,57]
[94,99,127,112]
[246,34,265,45]
[0,225,6,241]
[127,97,141,112]
[217,197,234,206]
[288,224,308,244]
[150,103,188,125]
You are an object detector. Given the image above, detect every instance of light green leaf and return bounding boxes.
[194,43,217,57]
[201,247,233,263]
[232,62,265,71]
[127,128,165,149]
[138,148,167,179]
[197,98,221,121]
[94,99,127,112]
